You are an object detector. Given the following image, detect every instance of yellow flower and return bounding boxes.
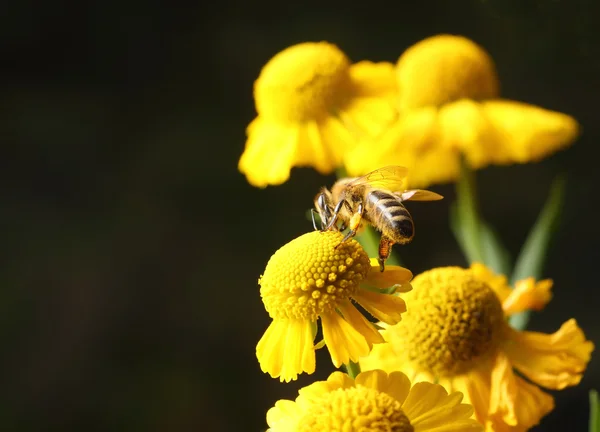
[256,230,412,382]
[360,263,594,431]
[344,34,579,189]
[266,369,483,432]
[239,41,398,187]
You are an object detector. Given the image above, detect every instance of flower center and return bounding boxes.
[254,42,352,123]
[260,231,370,321]
[298,386,413,432]
[392,267,505,376]
[396,34,499,111]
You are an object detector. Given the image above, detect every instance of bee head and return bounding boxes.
[313,188,334,230]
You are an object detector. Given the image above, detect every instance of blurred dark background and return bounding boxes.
[1,0,599,430]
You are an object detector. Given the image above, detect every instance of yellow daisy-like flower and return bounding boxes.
[239,41,398,187]
[344,34,580,189]
[266,369,483,431]
[256,230,412,382]
[360,263,594,431]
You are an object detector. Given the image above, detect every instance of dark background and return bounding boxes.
[1,0,599,430]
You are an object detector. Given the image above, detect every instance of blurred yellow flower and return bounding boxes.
[256,230,412,382]
[360,263,594,431]
[266,369,483,432]
[344,34,580,189]
[239,41,397,187]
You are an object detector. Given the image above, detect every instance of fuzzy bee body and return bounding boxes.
[365,190,414,245]
[313,166,443,271]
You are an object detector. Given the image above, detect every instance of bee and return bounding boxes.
[312,166,443,272]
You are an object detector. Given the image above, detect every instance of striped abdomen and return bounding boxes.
[365,190,414,244]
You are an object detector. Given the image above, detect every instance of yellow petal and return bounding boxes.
[469,262,512,304]
[297,371,354,407]
[403,381,480,431]
[502,318,594,389]
[337,300,385,347]
[502,278,552,316]
[460,370,493,427]
[437,99,504,169]
[359,330,406,374]
[481,100,579,164]
[343,107,437,178]
[489,352,554,430]
[352,288,407,325]
[339,97,399,138]
[293,120,338,173]
[366,370,412,406]
[340,61,399,138]
[366,261,413,292]
[239,119,298,187]
[321,310,370,367]
[349,61,397,98]
[256,318,316,382]
[266,399,302,431]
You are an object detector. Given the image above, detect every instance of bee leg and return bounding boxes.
[378,235,395,272]
[310,209,320,231]
[337,203,364,244]
[325,200,344,231]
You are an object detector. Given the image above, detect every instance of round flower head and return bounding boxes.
[344,34,579,189]
[265,369,483,432]
[256,231,412,382]
[359,263,594,431]
[239,41,398,187]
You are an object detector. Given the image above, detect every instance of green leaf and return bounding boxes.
[511,174,566,283]
[509,174,566,330]
[590,389,599,432]
[480,220,512,277]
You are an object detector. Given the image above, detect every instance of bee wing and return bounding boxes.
[398,189,444,202]
[344,166,409,192]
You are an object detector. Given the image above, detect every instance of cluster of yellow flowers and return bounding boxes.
[243,35,593,432]
[239,35,578,189]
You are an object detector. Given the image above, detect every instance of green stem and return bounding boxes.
[455,158,484,263]
[344,361,361,379]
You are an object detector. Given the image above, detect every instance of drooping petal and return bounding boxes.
[343,107,438,179]
[502,278,553,316]
[239,119,298,187]
[359,330,408,374]
[349,61,397,98]
[459,369,493,427]
[469,262,512,304]
[359,370,412,406]
[321,310,370,367]
[403,381,482,431]
[256,318,316,382]
[352,288,407,325]
[297,371,354,407]
[437,99,505,169]
[337,300,385,347]
[266,400,302,432]
[293,120,338,174]
[502,318,594,389]
[366,261,413,292]
[481,99,579,164]
[343,61,399,138]
[489,351,554,431]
